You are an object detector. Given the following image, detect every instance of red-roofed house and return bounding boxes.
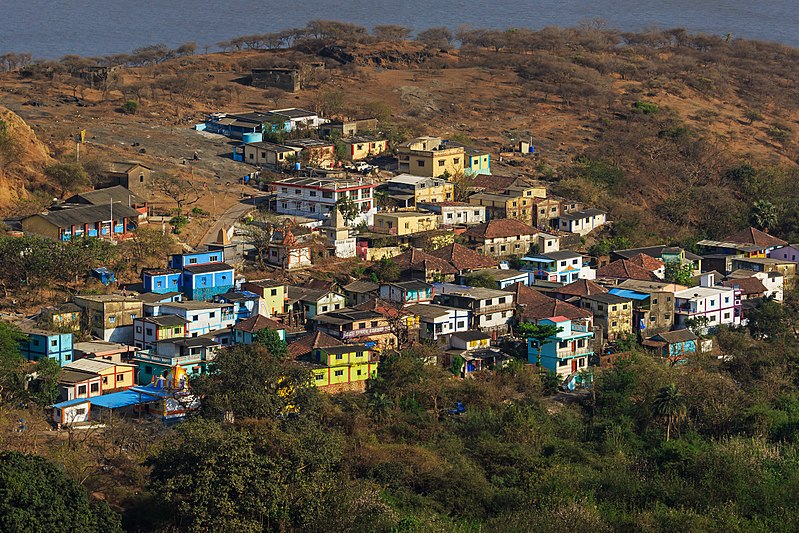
[429,243,497,274]
[462,219,537,258]
[390,248,458,282]
[233,314,286,345]
[597,259,660,282]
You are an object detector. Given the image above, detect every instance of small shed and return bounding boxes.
[91,267,116,285]
[51,398,92,426]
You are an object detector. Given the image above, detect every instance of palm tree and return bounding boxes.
[651,383,687,441]
[367,392,392,422]
[749,200,778,232]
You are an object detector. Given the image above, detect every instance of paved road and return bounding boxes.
[198,195,269,248]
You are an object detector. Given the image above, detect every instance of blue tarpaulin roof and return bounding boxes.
[52,397,92,409]
[89,388,160,409]
[608,288,650,301]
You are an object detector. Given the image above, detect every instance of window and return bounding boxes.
[334,370,344,377]
[652,298,658,304]
[357,369,362,376]
[109,316,116,323]
[371,321,378,327]
[417,160,425,167]
[270,289,278,296]
[622,304,628,310]
[145,366,152,375]
[51,339,57,347]
[210,255,218,261]
[78,385,87,395]
[335,354,343,360]
[453,158,460,165]
[457,321,464,328]
[32,338,39,346]
[90,383,99,393]
[130,313,137,320]
[485,314,492,321]
[189,258,198,264]
[321,306,328,312]
[209,312,216,318]
[322,191,333,199]
[438,160,445,167]
[192,315,198,321]
[724,297,730,304]
[710,300,716,306]
[315,374,324,381]
[572,259,579,265]
[724,312,730,319]
[558,340,568,349]
[612,321,618,328]
[309,190,317,197]
[145,328,153,336]
[559,360,567,367]
[249,153,254,160]
[103,376,108,384]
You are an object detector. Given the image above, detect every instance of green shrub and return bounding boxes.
[632,100,659,114]
[122,100,139,115]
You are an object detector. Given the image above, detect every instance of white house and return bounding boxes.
[271,108,321,130]
[417,201,487,226]
[269,176,377,226]
[536,232,560,254]
[433,284,515,334]
[407,303,471,343]
[154,302,236,337]
[557,208,607,236]
[674,286,742,332]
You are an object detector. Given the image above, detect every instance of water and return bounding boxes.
[1,0,798,58]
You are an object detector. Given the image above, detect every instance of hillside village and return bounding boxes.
[1,96,792,426]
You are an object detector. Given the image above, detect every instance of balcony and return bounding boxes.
[133,352,207,365]
[477,302,515,314]
[341,325,392,339]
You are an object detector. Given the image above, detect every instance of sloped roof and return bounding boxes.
[626,253,664,272]
[234,314,284,333]
[521,297,592,322]
[557,279,608,297]
[343,280,380,293]
[597,259,659,281]
[721,277,768,295]
[463,218,537,240]
[651,329,698,344]
[429,243,497,272]
[724,227,787,248]
[391,248,457,275]
[29,203,141,229]
[354,298,407,319]
[503,282,551,307]
[66,186,146,206]
[287,331,344,359]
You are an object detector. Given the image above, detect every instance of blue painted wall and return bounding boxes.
[20,332,74,366]
[143,272,181,294]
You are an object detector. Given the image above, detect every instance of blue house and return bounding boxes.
[214,290,261,321]
[520,251,585,285]
[142,269,182,294]
[527,316,593,380]
[18,322,74,366]
[232,314,287,345]
[643,329,698,363]
[168,251,236,301]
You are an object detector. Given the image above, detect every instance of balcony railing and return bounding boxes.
[134,352,207,365]
[478,303,515,314]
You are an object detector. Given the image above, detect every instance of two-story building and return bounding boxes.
[133,335,221,384]
[377,174,454,208]
[339,136,388,161]
[305,343,379,392]
[406,303,471,344]
[141,268,182,295]
[462,147,491,176]
[286,286,346,322]
[17,320,73,366]
[391,248,458,283]
[433,284,515,334]
[73,294,143,343]
[527,316,593,379]
[342,280,380,307]
[167,251,236,301]
[461,268,529,290]
[62,357,136,394]
[150,301,235,339]
[612,279,684,334]
[269,175,377,226]
[520,251,586,285]
[133,315,187,350]
[310,308,396,350]
[232,314,286,345]
[372,211,439,236]
[38,303,82,333]
[214,290,264,322]
[556,208,607,236]
[579,293,634,344]
[396,137,464,178]
[463,218,538,258]
[241,279,286,317]
[674,286,742,333]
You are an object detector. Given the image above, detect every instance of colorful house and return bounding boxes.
[133,336,221,384]
[527,316,594,378]
[462,147,491,176]
[242,279,286,317]
[643,329,698,363]
[520,251,586,284]
[379,281,434,306]
[168,251,235,301]
[142,268,181,294]
[674,286,742,333]
[214,290,263,321]
[16,320,73,366]
[63,357,137,393]
[307,344,379,393]
[407,303,471,343]
[133,315,187,350]
[38,303,82,333]
[232,314,286,345]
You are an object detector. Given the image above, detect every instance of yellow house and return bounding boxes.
[242,279,286,317]
[340,137,388,161]
[308,344,378,393]
[373,211,439,236]
[63,357,137,392]
[397,137,464,178]
[580,294,633,343]
[450,330,492,351]
[468,181,547,226]
[377,174,454,208]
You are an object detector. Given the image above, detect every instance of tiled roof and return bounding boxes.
[521,298,592,322]
[651,329,697,344]
[234,314,284,333]
[626,253,664,272]
[463,218,537,240]
[343,280,380,293]
[287,331,343,359]
[503,282,551,307]
[721,277,768,296]
[724,227,787,248]
[557,279,608,297]
[429,243,497,272]
[391,249,458,275]
[597,259,659,281]
[354,298,408,318]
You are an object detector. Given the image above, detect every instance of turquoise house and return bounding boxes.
[527,316,593,378]
[232,314,286,345]
[19,325,73,366]
[132,336,221,384]
[169,251,235,301]
[643,329,697,363]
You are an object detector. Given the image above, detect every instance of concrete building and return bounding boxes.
[396,137,464,178]
[377,174,454,208]
[72,294,143,343]
[417,201,486,227]
[557,208,607,236]
[339,137,388,161]
[674,286,742,333]
[433,284,516,335]
[372,211,439,236]
[269,176,377,226]
[242,141,301,169]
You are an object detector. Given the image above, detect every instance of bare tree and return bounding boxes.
[153,172,201,213]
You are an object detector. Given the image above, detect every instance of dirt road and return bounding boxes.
[198,195,269,247]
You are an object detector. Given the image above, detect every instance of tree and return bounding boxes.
[253,328,289,359]
[120,226,176,269]
[371,257,400,282]
[30,356,61,405]
[749,200,778,231]
[651,383,687,441]
[664,260,695,286]
[336,195,360,227]
[744,108,763,125]
[243,224,273,267]
[374,25,412,42]
[44,162,90,199]
[152,172,201,213]
[747,297,791,340]
[415,27,453,49]
[517,322,563,367]
[0,451,121,532]
[0,322,25,398]
[463,271,497,289]
[685,316,711,337]
[192,344,317,421]
[175,41,197,56]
